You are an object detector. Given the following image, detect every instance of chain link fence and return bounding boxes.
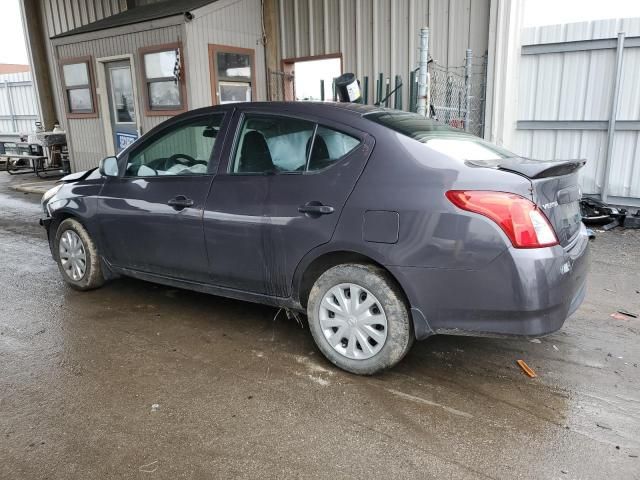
[428,54,487,138]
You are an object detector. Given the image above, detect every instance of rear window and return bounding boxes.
[366,111,515,161]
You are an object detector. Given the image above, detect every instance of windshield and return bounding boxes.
[366,111,516,161]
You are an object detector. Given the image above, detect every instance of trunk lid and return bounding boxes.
[467,158,585,246]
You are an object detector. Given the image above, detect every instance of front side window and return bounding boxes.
[126,115,223,177]
[141,44,186,114]
[61,59,95,115]
[232,115,315,173]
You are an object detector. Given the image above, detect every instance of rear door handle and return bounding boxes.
[298,202,334,215]
[167,195,194,210]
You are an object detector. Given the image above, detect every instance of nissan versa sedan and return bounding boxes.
[40,102,589,374]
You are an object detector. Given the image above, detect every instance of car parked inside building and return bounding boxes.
[40,102,589,374]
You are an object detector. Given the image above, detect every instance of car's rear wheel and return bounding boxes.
[54,218,105,291]
[307,263,414,375]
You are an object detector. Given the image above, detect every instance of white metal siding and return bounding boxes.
[55,24,183,171]
[276,0,490,108]
[0,72,39,134]
[514,18,640,202]
[185,0,267,108]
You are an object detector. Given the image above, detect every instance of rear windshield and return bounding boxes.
[366,111,516,161]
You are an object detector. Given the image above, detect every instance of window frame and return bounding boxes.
[227,112,363,176]
[208,44,256,106]
[139,42,188,116]
[59,56,98,118]
[119,111,228,179]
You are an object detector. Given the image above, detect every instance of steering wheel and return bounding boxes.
[164,153,196,170]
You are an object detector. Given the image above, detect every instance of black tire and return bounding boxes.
[307,263,414,375]
[54,218,105,291]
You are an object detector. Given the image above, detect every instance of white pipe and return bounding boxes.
[601,32,626,203]
[417,27,429,116]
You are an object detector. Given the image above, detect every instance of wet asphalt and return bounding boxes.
[0,173,638,480]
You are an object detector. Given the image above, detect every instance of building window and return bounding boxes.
[139,43,187,115]
[60,57,97,117]
[209,44,256,105]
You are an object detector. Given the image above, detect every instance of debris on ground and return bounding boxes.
[516,360,537,378]
[139,460,159,473]
[151,404,160,412]
[530,338,542,344]
[596,422,612,430]
[617,309,638,318]
[553,345,559,351]
[580,197,640,230]
[623,210,640,229]
[580,197,626,226]
[611,312,630,321]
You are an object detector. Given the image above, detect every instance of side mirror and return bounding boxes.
[99,156,119,177]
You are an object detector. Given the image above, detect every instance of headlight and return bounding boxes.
[41,183,63,205]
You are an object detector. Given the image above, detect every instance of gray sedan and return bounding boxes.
[40,102,589,374]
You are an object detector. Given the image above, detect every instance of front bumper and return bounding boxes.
[390,224,590,340]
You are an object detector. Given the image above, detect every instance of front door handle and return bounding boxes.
[298,202,334,215]
[167,195,194,210]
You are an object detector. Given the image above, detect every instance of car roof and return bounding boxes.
[188,102,387,119]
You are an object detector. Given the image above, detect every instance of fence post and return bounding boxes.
[417,27,429,116]
[601,32,625,203]
[384,78,391,107]
[362,76,369,104]
[464,48,472,132]
[320,79,325,101]
[409,70,416,112]
[394,75,402,109]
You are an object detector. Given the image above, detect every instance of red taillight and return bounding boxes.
[445,190,559,248]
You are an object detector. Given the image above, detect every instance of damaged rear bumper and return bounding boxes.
[390,224,590,340]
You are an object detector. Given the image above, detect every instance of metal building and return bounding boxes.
[21,0,500,172]
[512,18,640,206]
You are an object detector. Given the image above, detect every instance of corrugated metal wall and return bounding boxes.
[0,72,39,134]
[513,18,640,203]
[55,24,183,171]
[185,0,267,107]
[276,0,490,108]
[41,0,128,37]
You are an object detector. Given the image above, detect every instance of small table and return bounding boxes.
[1,154,64,178]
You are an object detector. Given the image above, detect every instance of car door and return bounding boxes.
[97,111,229,282]
[204,108,372,296]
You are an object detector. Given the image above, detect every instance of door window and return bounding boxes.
[232,115,315,173]
[307,126,360,171]
[231,115,361,174]
[126,115,223,177]
[109,66,136,124]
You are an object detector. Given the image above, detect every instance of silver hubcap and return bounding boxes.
[319,283,388,360]
[59,230,87,281]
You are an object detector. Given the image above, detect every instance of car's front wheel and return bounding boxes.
[54,218,105,291]
[307,264,414,375]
